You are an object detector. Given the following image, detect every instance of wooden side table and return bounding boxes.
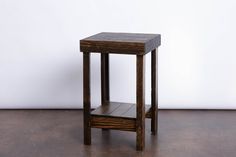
[80,32,161,151]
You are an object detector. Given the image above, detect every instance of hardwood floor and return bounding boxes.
[0,110,235,157]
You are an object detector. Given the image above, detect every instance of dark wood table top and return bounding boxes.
[80,32,161,55]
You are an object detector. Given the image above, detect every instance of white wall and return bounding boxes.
[0,0,236,109]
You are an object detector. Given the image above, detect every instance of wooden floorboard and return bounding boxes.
[0,109,235,157]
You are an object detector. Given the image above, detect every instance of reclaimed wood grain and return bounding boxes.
[91,116,136,131]
[80,32,161,55]
[91,102,121,115]
[81,32,161,151]
[91,102,151,119]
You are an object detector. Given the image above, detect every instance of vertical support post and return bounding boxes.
[101,53,110,105]
[136,55,145,151]
[101,53,110,131]
[83,52,91,145]
[151,49,158,135]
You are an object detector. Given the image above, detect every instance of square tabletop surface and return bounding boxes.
[80,32,161,55]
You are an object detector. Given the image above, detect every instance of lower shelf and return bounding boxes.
[91,101,152,119]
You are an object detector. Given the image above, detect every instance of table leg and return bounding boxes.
[136,55,145,151]
[101,53,110,105]
[101,53,110,131]
[151,49,158,135]
[83,52,91,145]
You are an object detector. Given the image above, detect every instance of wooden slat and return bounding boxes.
[91,102,151,119]
[91,102,121,115]
[91,116,136,132]
[122,104,136,118]
[111,102,134,117]
[122,104,151,118]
